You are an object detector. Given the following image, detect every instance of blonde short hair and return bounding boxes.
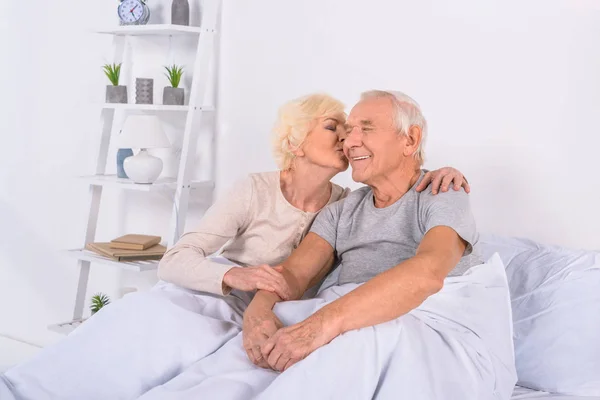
[361,90,428,166]
[272,93,346,170]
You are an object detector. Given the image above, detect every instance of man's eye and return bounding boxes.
[362,127,372,132]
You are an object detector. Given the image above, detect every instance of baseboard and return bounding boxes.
[0,333,42,349]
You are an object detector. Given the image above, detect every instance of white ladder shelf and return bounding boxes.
[50,7,221,335]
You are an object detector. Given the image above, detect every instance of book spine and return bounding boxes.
[110,243,145,251]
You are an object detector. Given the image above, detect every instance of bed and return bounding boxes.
[1,233,599,399]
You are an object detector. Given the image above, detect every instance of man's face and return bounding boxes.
[343,97,407,185]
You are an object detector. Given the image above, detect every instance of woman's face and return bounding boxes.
[299,116,349,173]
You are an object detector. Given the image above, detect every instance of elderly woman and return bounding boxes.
[2,93,468,400]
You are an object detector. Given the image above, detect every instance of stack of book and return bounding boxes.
[85,234,166,262]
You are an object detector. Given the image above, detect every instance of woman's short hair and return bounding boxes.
[272,93,346,170]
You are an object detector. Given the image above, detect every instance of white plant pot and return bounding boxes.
[123,149,163,184]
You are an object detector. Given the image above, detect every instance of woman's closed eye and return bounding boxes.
[326,125,337,132]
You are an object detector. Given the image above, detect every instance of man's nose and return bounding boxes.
[344,127,362,149]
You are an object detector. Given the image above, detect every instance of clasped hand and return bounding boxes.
[243,308,334,372]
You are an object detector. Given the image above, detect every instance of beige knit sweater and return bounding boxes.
[157,171,349,295]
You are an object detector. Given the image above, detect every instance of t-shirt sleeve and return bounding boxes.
[309,200,343,249]
[420,189,478,256]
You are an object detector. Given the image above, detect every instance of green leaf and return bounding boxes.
[89,292,111,314]
[163,64,184,88]
[102,63,121,86]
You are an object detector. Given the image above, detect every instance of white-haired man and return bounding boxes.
[137,91,517,400]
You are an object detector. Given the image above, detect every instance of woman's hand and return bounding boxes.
[243,305,284,368]
[223,265,292,300]
[416,167,470,195]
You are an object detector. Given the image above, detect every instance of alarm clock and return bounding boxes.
[118,0,150,26]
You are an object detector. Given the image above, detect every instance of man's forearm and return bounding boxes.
[265,232,336,301]
[277,265,318,300]
[316,254,448,338]
[303,253,336,295]
[315,227,465,338]
[246,259,331,314]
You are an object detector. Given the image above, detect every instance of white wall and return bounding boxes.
[0,0,598,346]
[216,0,600,248]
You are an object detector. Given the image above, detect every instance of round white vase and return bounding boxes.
[123,149,163,184]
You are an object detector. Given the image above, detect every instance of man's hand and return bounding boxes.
[239,233,336,370]
[416,167,470,194]
[260,313,338,372]
[243,305,284,368]
[223,265,292,300]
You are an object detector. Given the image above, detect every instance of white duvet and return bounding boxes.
[1,254,516,400]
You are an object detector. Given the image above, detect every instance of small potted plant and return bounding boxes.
[104,63,127,103]
[90,292,111,315]
[163,64,185,106]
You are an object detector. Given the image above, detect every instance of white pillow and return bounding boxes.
[477,234,600,396]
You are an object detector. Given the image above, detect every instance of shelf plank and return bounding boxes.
[80,174,176,191]
[102,103,189,112]
[48,319,86,335]
[96,24,203,36]
[65,249,160,272]
[79,175,215,192]
[100,103,215,112]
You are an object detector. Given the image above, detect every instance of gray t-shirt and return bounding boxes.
[310,171,482,286]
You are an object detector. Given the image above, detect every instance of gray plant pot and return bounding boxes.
[163,87,185,106]
[136,78,154,104]
[106,85,128,103]
[171,0,190,26]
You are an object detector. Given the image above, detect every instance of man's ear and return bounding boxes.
[404,125,422,158]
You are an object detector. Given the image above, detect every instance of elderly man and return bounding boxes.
[137,91,516,400]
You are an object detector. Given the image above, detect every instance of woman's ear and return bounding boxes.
[404,125,422,158]
[289,139,304,158]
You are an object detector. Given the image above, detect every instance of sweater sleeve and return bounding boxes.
[157,176,254,295]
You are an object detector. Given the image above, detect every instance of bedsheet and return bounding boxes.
[512,386,600,399]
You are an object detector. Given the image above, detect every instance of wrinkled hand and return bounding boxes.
[260,314,335,372]
[223,265,292,300]
[243,307,283,368]
[416,167,470,194]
